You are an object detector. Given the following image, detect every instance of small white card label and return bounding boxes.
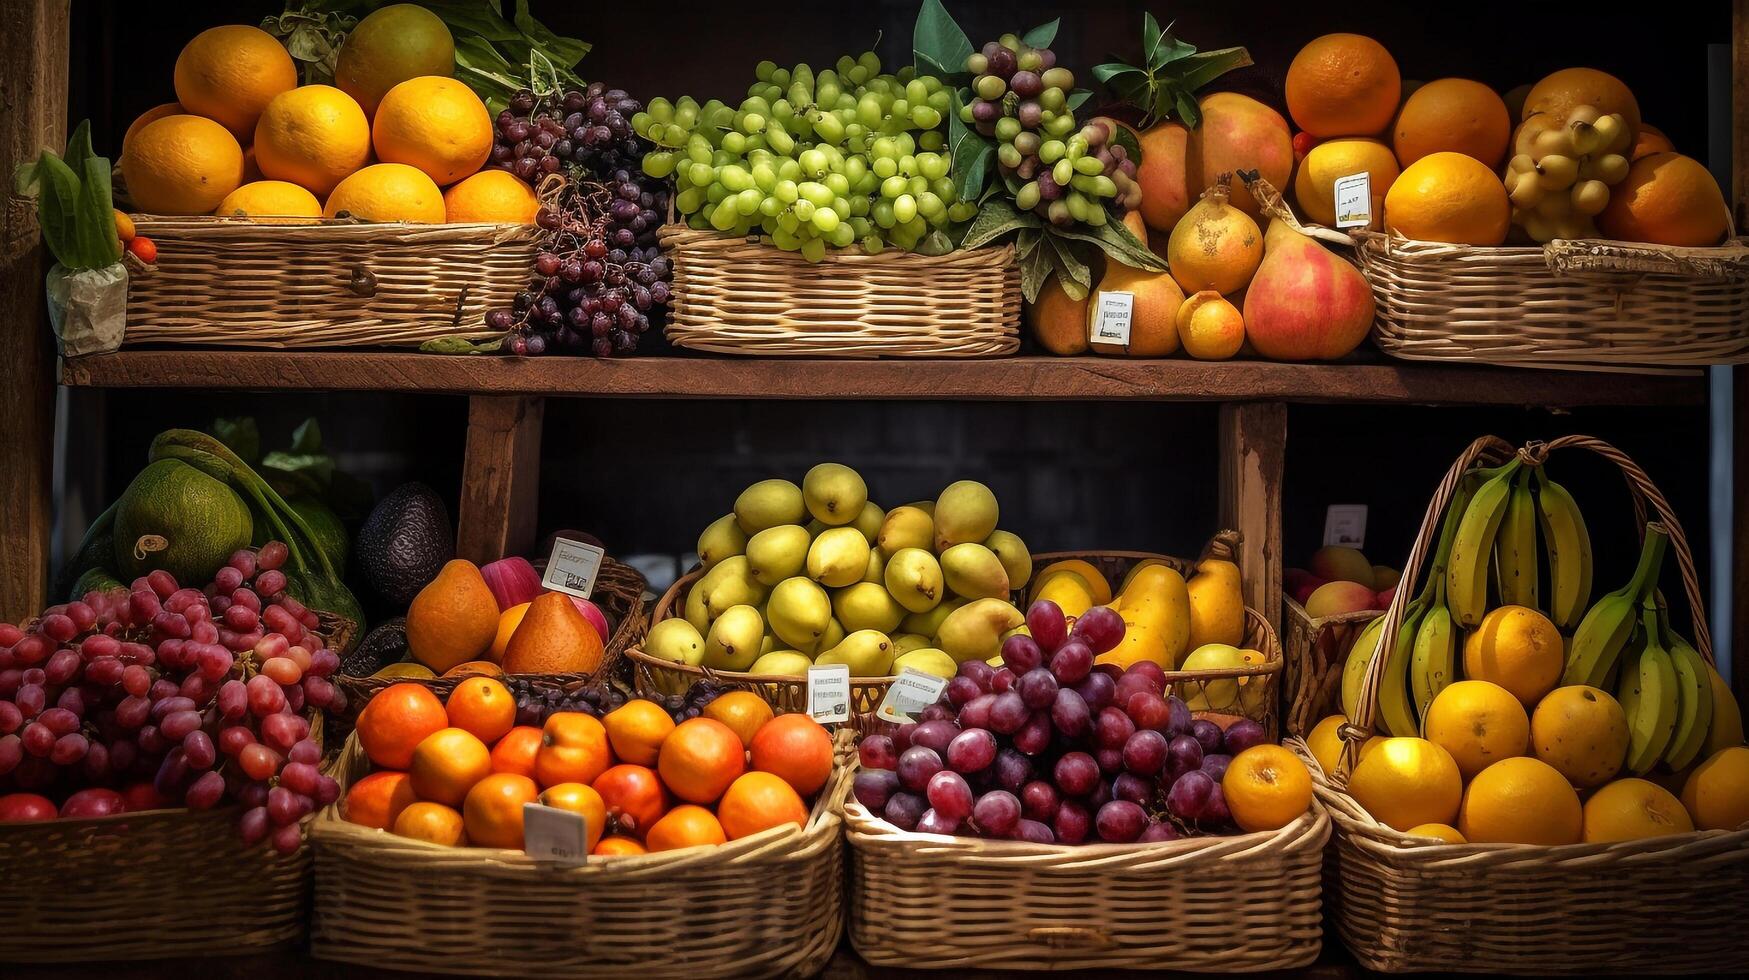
[807,664,852,724]
[1323,504,1369,548]
[541,537,606,599]
[1333,172,1372,229]
[522,802,589,865]
[1090,290,1133,346]
[875,667,950,724]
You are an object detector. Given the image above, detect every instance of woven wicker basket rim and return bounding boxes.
[1281,595,1384,628]
[660,225,1016,267]
[131,214,539,244]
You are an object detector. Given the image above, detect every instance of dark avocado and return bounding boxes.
[343,616,409,677]
[355,482,454,607]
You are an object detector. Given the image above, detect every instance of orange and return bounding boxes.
[442,660,504,679]
[749,713,834,797]
[490,602,531,661]
[539,782,607,853]
[1531,685,1629,789]
[533,712,611,789]
[1384,152,1510,246]
[658,717,748,805]
[1583,778,1692,842]
[122,102,184,156]
[1222,744,1314,832]
[593,764,671,838]
[603,699,677,766]
[356,682,450,770]
[1598,152,1731,247]
[213,180,322,224]
[335,3,456,117]
[1305,714,1384,776]
[252,85,372,198]
[324,163,446,223]
[445,676,516,745]
[1285,33,1401,138]
[173,25,298,139]
[1392,78,1511,168]
[461,772,540,849]
[593,834,647,856]
[405,560,500,673]
[1462,605,1564,707]
[1458,757,1582,845]
[342,770,417,830]
[119,115,245,215]
[1681,746,1749,831]
[490,725,544,778]
[372,76,493,186]
[1347,736,1464,832]
[1405,822,1467,844]
[1175,291,1246,361]
[392,801,467,846]
[702,691,774,749]
[1421,680,1531,780]
[409,727,492,807]
[645,804,728,852]
[1522,67,1641,136]
[717,771,809,840]
[1631,123,1674,161]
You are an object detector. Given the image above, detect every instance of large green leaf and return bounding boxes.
[511,0,590,68]
[913,0,973,78]
[961,196,1040,251]
[1021,19,1060,49]
[1017,230,1055,303]
[1053,214,1167,272]
[947,93,993,203]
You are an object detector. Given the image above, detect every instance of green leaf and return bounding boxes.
[34,152,82,269]
[419,0,521,41]
[288,418,323,454]
[1067,89,1092,112]
[1053,215,1167,272]
[419,335,505,354]
[961,196,1040,251]
[1174,47,1254,94]
[1108,123,1143,165]
[210,418,261,465]
[1141,12,1164,68]
[913,0,974,78]
[915,230,957,256]
[75,153,119,267]
[1173,89,1201,129]
[947,90,992,202]
[1092,62,1146,84]
[262,452,335,491]
[1045,235,1092,294]
[511,0,590,69]
[1150,33,1196,73]
[1017,230,1055,303]
[1021,19,1060,49]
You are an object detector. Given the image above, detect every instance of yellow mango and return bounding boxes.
[1097,563,1190,670]
[1186,558,1246,649]
[1030,559,1112,606]
[1031,570,1097,620]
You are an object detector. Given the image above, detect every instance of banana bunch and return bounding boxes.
[1661,602,1715,772]
[1445,460,1523,628]
[1562,524,1669,689]
[1446,459,1593,630]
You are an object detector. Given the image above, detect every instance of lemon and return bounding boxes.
[1422,679,1530,780]
[325,163,446,224]
[214,181,323,224]
[120,115,244,215]
[253,85,372,197]
[174,25,298,138]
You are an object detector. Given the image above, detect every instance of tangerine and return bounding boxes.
[533,711,611,789]
[409,727,492,807]
[1222,744,1314,832]
[539,782,607,853]
[445,676,516,745]
[461,772,539,849]
[490,725,543,779]
[603,698,677,766]
[356,682,449,770]
[749,713,834,797]
[717,771,809,840]
[393,801,467,846]
[658,717,747,804]
[645,804,728,852]
[593,763,670,838]
[442,660,504,679]
[593,834,647,856]
[701,691,775,749]
[1285,33,1401,138]
[342,770,416,830]
[173,25,298,139]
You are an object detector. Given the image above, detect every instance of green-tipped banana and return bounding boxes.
[1446,461,1521,628]
[1410,603,1457,726]
[1378,602,1427,738]
[1563,524,1669,688]
[1663,626,1714,771]
[1341,614,1389,722]
[1618,603,1680,776]
[1494,467,1539,609]
[1535,469,1593,630]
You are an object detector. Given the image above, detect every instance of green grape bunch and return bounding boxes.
[962,34,1142,228]
[632,53,977,260]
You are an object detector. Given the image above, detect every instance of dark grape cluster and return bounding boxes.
[851,600,1270,843]
[508,679,625,728]
[663,680,728,723]
[0,544,343,854]
[485,83,673,358]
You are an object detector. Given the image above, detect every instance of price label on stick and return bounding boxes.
[542,537,605,599]
[876,667,950,724]
[807,663,851,724]
[1090,290,1133,347]
[1333,172,1373,229]
[522,802,589,866]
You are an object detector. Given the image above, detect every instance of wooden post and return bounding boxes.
[457,395,545,564]
[0,0,68,620]
[1218,402,1286,629]
[1733,0,1748,703]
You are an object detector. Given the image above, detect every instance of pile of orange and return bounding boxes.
[346,683,835,856]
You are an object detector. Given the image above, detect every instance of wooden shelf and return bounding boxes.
[60,350,1709,407]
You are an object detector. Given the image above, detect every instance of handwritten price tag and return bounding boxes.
[522,803,589,866]
[807,664,851,724]
[541,537,605,600]
[876,667,950,724]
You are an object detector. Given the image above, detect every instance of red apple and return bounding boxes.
[0,792,58,822]
[562,596,612,642]
[60,788,127,818]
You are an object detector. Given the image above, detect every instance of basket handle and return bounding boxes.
[1542,238,1749,280]
[1237,171,1358,250]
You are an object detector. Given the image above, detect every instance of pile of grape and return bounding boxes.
[484,83,673,357]
[962,35,1141,227]
[852,599,1267,842]
[507,678,625,727]
[662,680,728,723]
[0,543,343,853]
[633,54,978,259]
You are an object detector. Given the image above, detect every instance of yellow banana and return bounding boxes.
[1535,469,1593,630]
[1705,663,1746,757]
[1494,468,1539,609]
[1341,614,1388,721]
[1619,604,1680,776]
[1446,461,1521,628]
[1410,603,1456,726]
[1663,628,1714,771]
[1563,524,1669,688]
[1378,603,1427,738]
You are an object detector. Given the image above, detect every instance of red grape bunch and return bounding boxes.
[0,542,345,854]
[852,598,1270,843]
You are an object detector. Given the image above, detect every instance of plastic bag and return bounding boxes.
[47,261,126,356]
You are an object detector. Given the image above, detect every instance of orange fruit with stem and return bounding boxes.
[445,676,516,745]
[592,763,670,839]
[533,711,611,789]
[602,698,676,766]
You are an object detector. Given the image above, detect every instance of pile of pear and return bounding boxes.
[642,464,1035,681]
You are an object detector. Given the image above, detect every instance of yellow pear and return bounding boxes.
[748,650,813,676]
[850,500,886,544]
[815,629,895,677]
[1177,642,1247,710]
[936,598,1026,663]
[766,576,832,652]
[877,505,934,554]
[684,579,711,633]
[1033,559,1113,606]
[890,632,932,657]
[933,480,999,551]
[885,547,945,613]
[807,526,871,588]
[833,581,907,633]
[902,595,965,637]
[810,617,846,656]
[1186,557,1246,648]
[1098,564,1191,670]
[1118,558,1171,594]
[940,542,1011,600]
[645,618,705,668]
[1032,571,1097,619]
[745,524,812,586]
[697,555,768,617]
[892,647,958,679]
[734,478,806,534]
[702,604,765,671]
[861,547,886,584]
[982,530,1033,592]
[802,462,869,526]
[696,513,747,570]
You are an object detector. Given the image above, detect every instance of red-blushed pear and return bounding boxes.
[1242,235,1375,361]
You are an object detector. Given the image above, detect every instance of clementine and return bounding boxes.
[540,782,607,853]
[645,804,728,852]
[409,727,493,807]
[1285,33,1401,138]
[342,770,416,830]
[461,772,540,849]
[446,676,516,745]
[717,771,809,840]
[533,711,611,789]
[593,763,670,838]
[490,725,543,778]
[701,691,775,749]
[356,682,449,770]
[603,698,677,766]
[393,801,467,846]
[658,717,747,804]
[592,834,647,856]
[749,713,834,796]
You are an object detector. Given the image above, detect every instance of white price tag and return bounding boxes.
[1090,290,1133,347]
[1323,504,1369,548]
[522,803,589,865]
[876,667,950,724]
[541,537,606,599]
[1333,172,1373,229]
[807,664,851,724]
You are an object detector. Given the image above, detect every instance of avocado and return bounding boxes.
[355,482,454,607]
[343,616,409,677]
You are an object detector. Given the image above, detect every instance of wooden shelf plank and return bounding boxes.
[60,350,1708,407]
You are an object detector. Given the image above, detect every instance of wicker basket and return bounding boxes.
[658,226,1020,357]
[1318,433,1749,974]
[119,215,537,349]
[310,730,851,978]
[1281,597,1380,737]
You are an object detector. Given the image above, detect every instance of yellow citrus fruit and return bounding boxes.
[1384,151,1510,245]
[1522,67,1641,135]
[253,85,373,198]
[1422,679,1530,780]
[1284,33,1401,138]
[1223,744,1315,832]
[1597,152,1731,247]
[120,115,244,215]
[1292,138,1399,229]
[1630,123,1675,161]
[1583,777,1693,843]
[1347,736,1464,832]
[214,180,323,224]
[1305,713,1383,776]
[113,210,135,242]
[336,3,457,117]
[1462,605,1563,707]
[1392,78,1511,169]
[1405,822,1467,844]
[373,76,493,186]
[443,170,541,223]
[122,102,184,156]
[324,163,446,223]
[1175,291,1246,360]
[1458,757,1582,845]
[173,25,298,139]
[1681,745,1749,831]
[1531,685,1629,789]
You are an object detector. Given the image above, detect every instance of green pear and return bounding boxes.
[933,480,999,551]
[698,556,768,617]
[940,542,1011,600]
[892,647,957,679]
[861,547,887,584]
[815,628,895,677]
[745,524,811,586]
[644,618,705,667]
[807,526,870,588]
[766,576,832,652]
[876,505,934,554]
[936,598,1025,663]
[802,462,868,526]
[890,632,932,657]
[884,548,945,613]
[902,595,965,637]
[748,650,813,676]
[983,530,1033,592]
[735,478,806,534]
[702,604,765,671]
[696,513,747,570]
[833,581,907,633]
[850,500,886,544]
